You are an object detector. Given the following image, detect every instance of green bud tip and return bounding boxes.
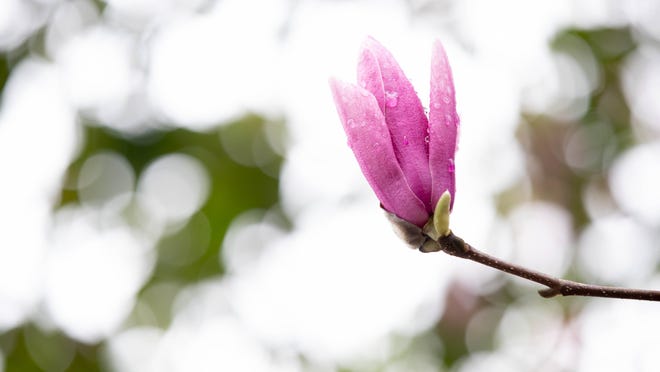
[433,190,452,237]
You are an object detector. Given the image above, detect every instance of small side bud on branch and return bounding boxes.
[433,191,452,238]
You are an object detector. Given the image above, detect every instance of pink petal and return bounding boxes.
[428,40,459,210]
[356,49,386,113]
[358,37,433,211]
[329,78,429,226]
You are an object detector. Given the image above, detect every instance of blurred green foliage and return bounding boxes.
[518,27,636,230]
[61,116,284,283]
[2,326,100,372]
[0,56,8,95]
[0,105,284,370]
[64,115,285,331]
[449,26,638,367]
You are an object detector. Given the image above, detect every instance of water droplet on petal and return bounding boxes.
[448,159,455,173]
[424,135,430,143]
[385,91,399,108]
[442,95,451,104]
[444,114,453,126]
[432,102,442,109]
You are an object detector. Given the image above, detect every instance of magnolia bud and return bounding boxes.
[433,190,452,238]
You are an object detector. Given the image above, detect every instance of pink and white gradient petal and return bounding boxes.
[329,78,429,227]
[358,37,433,211]
[428,40,459,210]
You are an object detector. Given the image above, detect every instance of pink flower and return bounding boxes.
[329,37,459,227]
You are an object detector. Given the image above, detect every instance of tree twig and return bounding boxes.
[432,232,660,301]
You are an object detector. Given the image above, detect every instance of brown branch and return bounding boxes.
[432,232,660,302]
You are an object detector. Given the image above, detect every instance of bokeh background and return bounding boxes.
[2,0,660,371]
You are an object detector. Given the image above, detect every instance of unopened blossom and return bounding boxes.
[329,37,459,230]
